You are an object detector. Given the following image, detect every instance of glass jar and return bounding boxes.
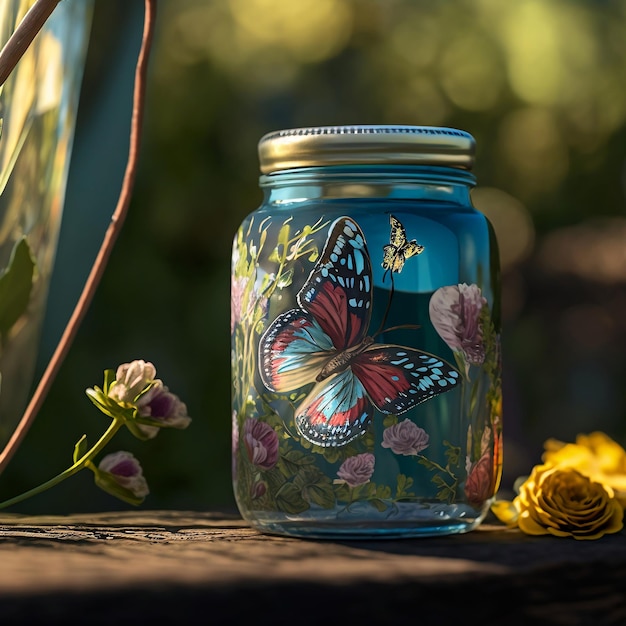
[231,125,502,538]
[0,0,93,446]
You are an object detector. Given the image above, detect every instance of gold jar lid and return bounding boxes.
[258,125,475,174]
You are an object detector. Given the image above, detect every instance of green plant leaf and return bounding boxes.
[418,456,438,472]
[277,448,315,477]
[293,467,335,509]
[124,420,155,441]
[307,481,336,509]
[443,440,461,467]
[276,267,294,289]
[265,467,287,494]
[376,484,392,500]
[275,482,309,514]
[319,446,343,464]
[103,369,116,393]
[72,435,88,464]
[333,482,351,502]
[395,473,414,499]
[0,237,35,339]
[383,414,399,428]
[94,472,144,506]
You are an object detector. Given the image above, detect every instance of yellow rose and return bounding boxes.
[512,464,623,540]
[543,432,626,507]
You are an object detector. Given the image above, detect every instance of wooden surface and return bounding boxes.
[0,510,624,625]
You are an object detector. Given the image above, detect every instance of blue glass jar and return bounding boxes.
[232,126,502,538]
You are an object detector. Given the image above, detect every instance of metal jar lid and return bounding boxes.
[258,125,475,174]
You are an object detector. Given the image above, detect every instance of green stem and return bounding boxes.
[0,417,123,510]
[418,454,454,479]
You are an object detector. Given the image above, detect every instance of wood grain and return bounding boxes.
[0,511,624,625]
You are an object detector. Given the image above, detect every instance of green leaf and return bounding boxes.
[275,482,309,514]
[72,435,89,464]
[418,456,438,472]
[268,247,281,262]
[383,414,399,428]
[307,481,336,509]
[276,267,294,289]
[376,484,392,500]
[395,473,414,499]
[436,489,453,502]
[431,474,447,488]
[443,440,461,467]
[265,467,287,493]
[333,482,351,502]
[277,449,315,477]
[85,387,118,419]
[0,238,35,339]
[362,428,376,451]
[94,472,144,506]
[320,446,343,464]
[125,420,156,441]
[277,223,291,251]
[103,369,116,394]
[292,468,336,509]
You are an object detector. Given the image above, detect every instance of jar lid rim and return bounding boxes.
[258,125,476,174]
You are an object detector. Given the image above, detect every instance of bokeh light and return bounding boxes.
[2,0,625,512]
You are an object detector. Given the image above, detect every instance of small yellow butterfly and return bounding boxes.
[381,215,424,274]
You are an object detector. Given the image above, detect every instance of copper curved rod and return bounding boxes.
[0,0,157,474]
[0,0,61,86]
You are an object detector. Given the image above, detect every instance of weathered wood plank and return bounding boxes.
[0,511,624,625]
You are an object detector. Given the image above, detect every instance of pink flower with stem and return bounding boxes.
[243,418,279,470]
[381,419,429,456]
[335,453,376,488]
[429,283,487,365]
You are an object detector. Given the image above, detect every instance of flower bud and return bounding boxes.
[108,360,157,404]
[95,451,149,503]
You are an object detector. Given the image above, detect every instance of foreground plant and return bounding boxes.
[0,359,190,508]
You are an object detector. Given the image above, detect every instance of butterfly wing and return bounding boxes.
[351,346,460,414]
[298,217,372,351]
[259,216,373,396]
[389,240,425,272]
[294,369,373,447]
[383,215,424,273]
[389,215,408,249]
[382,244,399,272]
[259,309,335,392]
[402,241,425,260]
[265,216,376,446]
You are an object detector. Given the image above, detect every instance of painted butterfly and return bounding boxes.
[381,215,425,274]
[259,216,460,447]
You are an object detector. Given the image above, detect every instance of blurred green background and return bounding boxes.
[1,0,625,513]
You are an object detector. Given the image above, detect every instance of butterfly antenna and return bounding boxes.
[374,271,396,336]
[376,323,421,336]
